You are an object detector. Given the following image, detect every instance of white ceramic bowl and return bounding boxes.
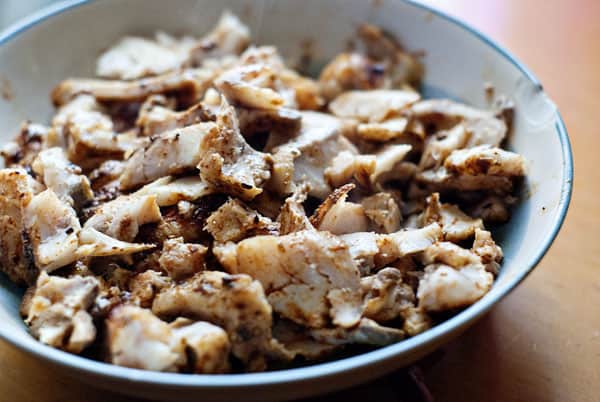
[0,0,573,400]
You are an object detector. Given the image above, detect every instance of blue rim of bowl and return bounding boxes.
[0,0,573,390]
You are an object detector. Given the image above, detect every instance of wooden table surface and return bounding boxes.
[0,1,597,401]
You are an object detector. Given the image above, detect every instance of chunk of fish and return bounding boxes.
[152,271,289,371]
[26,272,99,353]
[215,230,362,329]
[204,198,278,243]
[198,99,272,200]
[134,176,213,207]
[0,168,42,284]
[329,90,420,122]
[31,147,93,208]
[96,32,196,80]
[159,237,207,280]
[120,122,218,190]
[310,184,368,235]
[24,189,81,271]
[52,69,214,106]
[417,263,493,312]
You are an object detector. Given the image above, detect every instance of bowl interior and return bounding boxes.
[0,0,571,396]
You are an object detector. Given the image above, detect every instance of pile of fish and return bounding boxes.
[0,12,525,373]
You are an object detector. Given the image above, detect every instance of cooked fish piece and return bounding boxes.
[356,117,410,142]
[0,168,43,284]
[246,190,283,220]
[189,10,250,65]
[419,124,469,171]
[463,117,508,148]
[31,147,93,209]
[411,99,489,123]
[272,319,339,360]
[469,195,516,223]
[229,45,322,110]
[109,304,232,373]
[421,241,481,268]
[134,176,213,207]
[278,68,324,110]
[77,227,155,257]
[369,144,413,185]
[236,45,286,70]
[376,223,442,266]
[420,193,484,242]
[402,213,421,230]
[96,32,196,80]
[276,185,314,235]
[310,318,404,346]
[360,192,402,233]
[24,189,81,272]
[410,99,507,147]
[266,110,354,150]
[120,122,218,190]
[324,151,375,189]
[319,52,388,101]
[329,90,420,122]
[106,305,179,371]
[266,146,299,195]
[1,122,49,167]
[83,194,161,242]
[135,95,175,133]
[268,283,361,330]
[341,223,442,273]
[415,167,515,194]
[87,261,132,293]
[200,87,223,110]
[19,285,36,320]
[417,263,493,312]
[51,94,98,137]
[328,286,364,329]
[338,232,380,275]
[266,282,336,330]
[136,98,215,137]
[355,24,424,88]
[215,64,286,110]
[170,318,231,374]
[128,270,172,308]
[377,162,417,186]
[52,68,214,106]
[198,99,272,200]
[53,95,143,171]
[158,237,207,280]
[319,23,423,101]
[135,202,209,245]
[236,106,301,138]
[402,307,432,337]
[269,111,358,198]
[204,198,279,243]
[215,230,362,329]
[108,305,232,374]
[88,160,125,191]
[361,267,415,322]
[356,23,402,59]
[444,145,526,177]
[152,271,288,371]
[472,228,503,274]
[309,183,354,228]
[310,184,368,235]
[25,272,99,353]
